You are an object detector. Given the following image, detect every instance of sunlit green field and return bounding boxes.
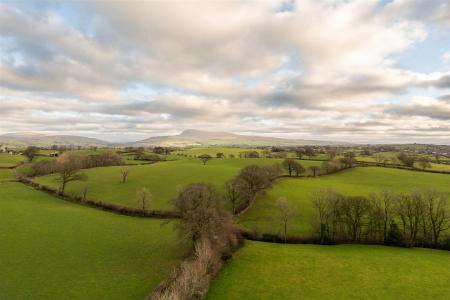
[0,154,25,167]
[0,169,15,181]
[206,241,450,300]
[35,158,322,210]
[420,162,450,172]
[0,182,185,300]
[173,147,263,157]
[239,167,450,236]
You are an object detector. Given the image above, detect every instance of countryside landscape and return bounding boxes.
[1,1,450,299]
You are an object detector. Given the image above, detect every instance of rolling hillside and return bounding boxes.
[132,129,344,147]
[0,133,109,147]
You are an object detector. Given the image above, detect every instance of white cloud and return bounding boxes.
[0,1,450,143]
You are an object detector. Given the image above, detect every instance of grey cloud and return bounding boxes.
[387,104,450,120]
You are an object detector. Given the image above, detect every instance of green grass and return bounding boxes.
[206,241,450,300]
[0,182,185,300]
[173,147,262,157]
[36,158,321,210]
[0,169,15,181]
[420,162,450,172]
[35,158,322,210]
[0,154,25,167]
[239,167,450,236]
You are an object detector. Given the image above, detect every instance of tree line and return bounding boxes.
[311,189,450,248]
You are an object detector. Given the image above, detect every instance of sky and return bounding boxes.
[0,0,450,144]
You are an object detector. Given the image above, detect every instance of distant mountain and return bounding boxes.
[0,130,347,148]
[132,129,345,147]
[0,133,109,148]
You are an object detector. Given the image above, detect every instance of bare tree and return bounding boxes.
[120,168,130,183]
[327,148,337,160]
[81,184,89,201]
[237,165,271,195]
[295,148,305,160]
[276,197,296,242]
[282,158,297,176]
[340,196,369,242]
[422,190,450,247]
[224,177,244,214]
[138,187,150,211]
[309,166,320,177]
[172,183,233,243]
[312,189,339,243]
[396,193,422,247]
[292,162,305,177]
[56,153,87,194]
[264,163,283,180]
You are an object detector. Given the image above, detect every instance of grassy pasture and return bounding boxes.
[206,241,450,300]
[0,169,15,181]
[239,167,450,236]
[0,154,25,167]
[173,147,262,157]
[35,158,322,210]
[0,182,185,300]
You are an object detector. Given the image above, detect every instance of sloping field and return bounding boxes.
[35,158,322,210]
[0,182,185,300]
[172,147,262,157]
[0,169,15,181]
[0,154,25,167]
[206,241,450,300]
[239,167,450,236]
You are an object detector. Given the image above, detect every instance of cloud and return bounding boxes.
[0,1,450,143]
[443,52,450,63]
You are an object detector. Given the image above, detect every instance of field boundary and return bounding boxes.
[356,161,450,174]
[241,231,450,251]
[16,175,180,219]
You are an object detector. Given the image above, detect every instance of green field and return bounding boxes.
[206,241,450,300]
[35,158,322,210]
[0,154,25,167]
[0,169,15,181]
[239,167,450,236]
[0,182,185,300]
[173,147,263,157]
[421,162,450,172]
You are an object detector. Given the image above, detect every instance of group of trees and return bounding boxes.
[224,164,282,214]
[159,183,240,299]
[295,146,316,160]
[397,153,416,168]
[312,189,450,247]
[282,159,304,176]
[23,146,40,162]
[239,151,260,158]
[31,152,123,177]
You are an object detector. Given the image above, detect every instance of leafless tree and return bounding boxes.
[422,190,450,247]
[138,187,150,211]
[120,168,130,183]
[56,153,87,194]
[224,177,244,214]
[396,192,423,247]
[340,196,369,242]
[172,183,233,244]
[282,158,297,176]
[309,166,320,177]
[276,197,296,242]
